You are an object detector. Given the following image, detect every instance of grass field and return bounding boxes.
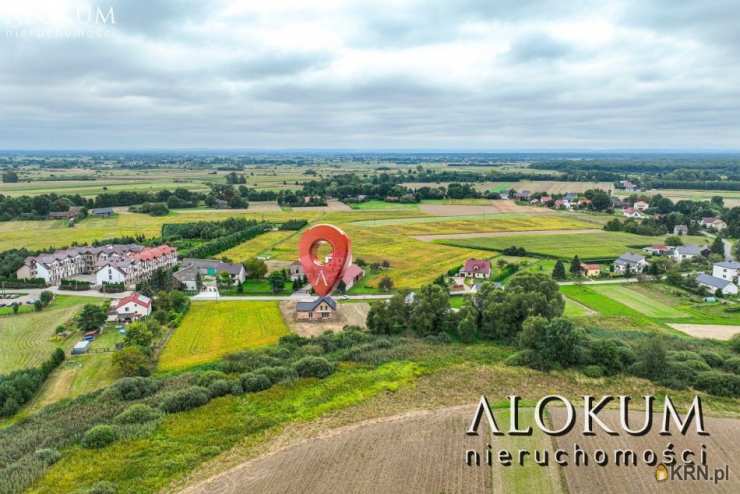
[0,295,95,374]
[158,301,289,371]
[590,284,688,318]
[349,200,419,210]
[221,231,299,262]
[439,231,708,260]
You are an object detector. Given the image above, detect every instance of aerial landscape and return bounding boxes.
[1,1,739,494]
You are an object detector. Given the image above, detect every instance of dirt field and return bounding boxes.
[180,406,495,494]
[419,200,550,216]
[280,301,370,336]
[668,324,740,340]
[551,408,740,494]
[414,228,601,242]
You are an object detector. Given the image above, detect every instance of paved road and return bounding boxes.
[194,294,394,301]
[2,287,131,299]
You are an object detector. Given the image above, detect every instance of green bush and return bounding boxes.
[207,379,233,398]
[582,365,606,378]
[239,373,272,393]
[230,381,244,395]
[293,356,334,378]
[34,448,61,466]
[86,481,117,494]
[159,386,210,413]
[195,370,228,387]
[503,350,535,367]
[102,377,159,401]
[256,366,298,384]
[682,359,712,372]
[723,356,740,374]
[113,404,161,425]
[301,343,324,355]
[82,425,119,449]
[695,371,740,397]
[698,351,724,368]
[657,361,698,390]
[730,333,740,353]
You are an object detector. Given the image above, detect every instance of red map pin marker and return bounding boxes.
[298,224,352,296]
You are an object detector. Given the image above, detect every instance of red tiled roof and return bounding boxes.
[342,264,364,284]
[462,259,491,275]
[115,292,151,310]
[581,263,600,270]
[133,245,175,261]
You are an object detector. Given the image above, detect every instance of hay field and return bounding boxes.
[552,408,740,494]
[183,406,564,494]
[668,324,740,340]
[419,200,548,216]
[221,231,299,262]
[158,301,289,371]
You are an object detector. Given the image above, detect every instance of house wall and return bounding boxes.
[713,266,738,282]
[96,266,126,285]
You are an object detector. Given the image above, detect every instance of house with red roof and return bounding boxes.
[341,264,365,290]
[95,244,177,288]
[460,259,491,279]
[580,263,601,277]
[112,292,152,322]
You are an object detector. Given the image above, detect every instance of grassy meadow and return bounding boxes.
[0,295,95,374]
[157,301,289,371]
[439,231,709,260]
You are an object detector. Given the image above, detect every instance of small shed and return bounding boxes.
[72,340,91,355]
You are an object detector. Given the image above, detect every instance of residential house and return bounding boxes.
[173,258,246,291]
[48,207,82,220]
[619,180,638,192]
[295,296,336,320]
[95,245,177,288]
[673,225,689,236]
[672,245,709,262]
[643,245,672,256]
[89,207,114,217]
[614,253,648,274]
[696,273,738,296]
[16,243,164,286]
[460,259,492,279]
[289,261,305,281]
[622,207,645,219]
[564,193,578,202]
[539,195,552,204]
[112,292,152,322]
[633,201,649,212]
[700,217,727,231]
[580,263,601,277]
[341,264,364,290]
[514,190,531,201]
[712,260,740,282]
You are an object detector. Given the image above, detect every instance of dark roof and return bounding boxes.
[296,296,337,312]
[180,258,244,276]
[696,273,733,289]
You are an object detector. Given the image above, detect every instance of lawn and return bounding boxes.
[0,295,96,374]
[590,284,688,318]
[439,231,709,261]
[157,301,290,371]
[559,284,663,331]
[563,297,593,317]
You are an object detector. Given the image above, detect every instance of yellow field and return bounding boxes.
[157,301,289,371]
[221,231,299,262]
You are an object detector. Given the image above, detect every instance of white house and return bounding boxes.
[633,201,649,212]
[112,292,152,322]
[173,258,246,291]
[622,207,645,219]
[96,264,127,285]
[672,245,708,262]
[696,273,738,296]
[701,217,727,231]
[460,259,492,279]
[713,260,740,282]
[613,253,648,274]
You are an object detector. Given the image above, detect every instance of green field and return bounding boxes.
[158,301,290,371]
[590,284,688,318]
[221,230,299,262]
[349,200,419,210]
[439,231,708,260]
[0,296,96,374]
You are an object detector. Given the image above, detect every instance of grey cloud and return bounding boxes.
[506,32,573,62]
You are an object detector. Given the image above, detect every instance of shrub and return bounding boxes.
[159,386,210,413]
[86,481,117,494]
[301,344,324,356]
[195,370,228,387]
[724,356,740,374]
[230,381,244,395]
[657,361,698,390]
[683,359,712,372]
[113,404,161,425]
[256,366,298,385]
[102,377,159,401]
[695,371,740,397]
[730,333,740,353]
[34,448,61,466]
[582,365,606,378]
[82,425,119,449]
[698,351,725,368]
[293,356,334,378]
[239,373,272,393]
[503,350,536,367]
[207,379,233,398]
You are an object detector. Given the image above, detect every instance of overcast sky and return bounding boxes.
[1,0,738,150]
